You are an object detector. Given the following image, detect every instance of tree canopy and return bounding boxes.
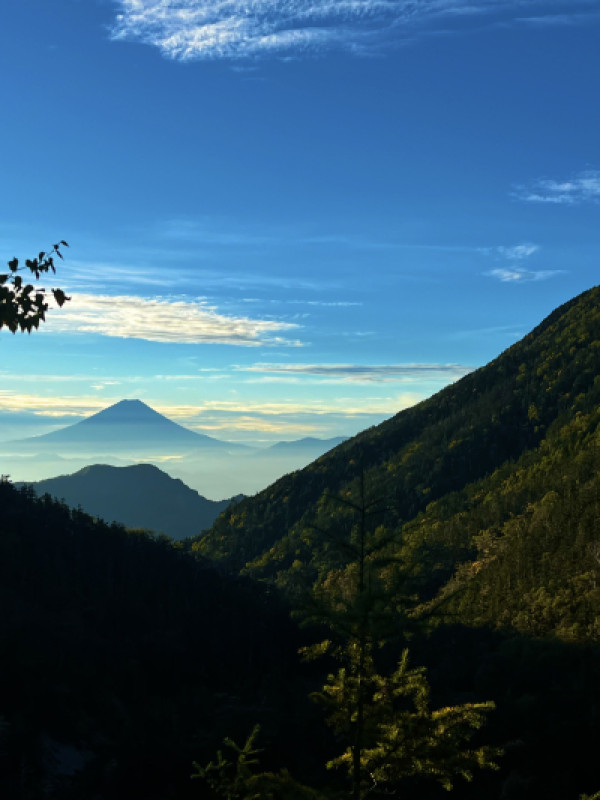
[0,241,70,334]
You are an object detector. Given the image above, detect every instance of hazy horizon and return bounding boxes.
[0,398,351,498]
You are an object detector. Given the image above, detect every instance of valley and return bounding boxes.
[3,287,600,799]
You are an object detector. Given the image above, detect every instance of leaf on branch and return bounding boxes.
[52,288,71,307]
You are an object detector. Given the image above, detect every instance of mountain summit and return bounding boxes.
[14,399,240,451]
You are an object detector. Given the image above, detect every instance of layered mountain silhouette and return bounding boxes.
[9,399,245,453]
[263,436,347,455]
[2,400,351,497]
[19,463,242,540]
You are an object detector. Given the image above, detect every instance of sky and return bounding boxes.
[1,0,599,453]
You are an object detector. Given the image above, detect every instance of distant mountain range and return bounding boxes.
[264,436,347,454]
[18,463,242,540]
[2,399,349,498]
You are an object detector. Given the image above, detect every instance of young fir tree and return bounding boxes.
[299,468,499,799]
[191,724,327,800]
[195,468,499,799]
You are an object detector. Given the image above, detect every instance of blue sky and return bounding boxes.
[1,0,599,448]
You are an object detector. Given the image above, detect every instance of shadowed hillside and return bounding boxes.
[19,463,242,540]
[0,482,309,800]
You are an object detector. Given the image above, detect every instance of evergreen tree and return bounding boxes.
[299,470,498,799]
[192,725,327,800]
[196,470,499,799]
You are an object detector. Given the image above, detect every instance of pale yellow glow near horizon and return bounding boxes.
[0,391,422,424]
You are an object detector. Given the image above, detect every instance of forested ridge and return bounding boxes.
[196,284,600,642]
[188,285,600,799]
[4,286,600,798]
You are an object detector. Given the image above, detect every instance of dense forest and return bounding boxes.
[0,482,314,799]
[4,286,600,798]
[196,286,600,641]
[193,285,600,798]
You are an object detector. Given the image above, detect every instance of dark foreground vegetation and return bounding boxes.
[4,286,600,798]
[0,482,308,799]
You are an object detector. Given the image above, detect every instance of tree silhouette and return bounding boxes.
[1,241,69,334]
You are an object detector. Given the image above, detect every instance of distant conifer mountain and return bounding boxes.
[195,285,600,640]
[11,399,245,451]
[19,463,243,540]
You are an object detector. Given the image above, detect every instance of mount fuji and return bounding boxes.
[9,399,244,453]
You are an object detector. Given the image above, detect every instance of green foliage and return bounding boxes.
[1,242,70,333]
[192,725,327,800]
[300,478,498,798]
[315,645,497,796]
[192,724,263,799]
[196,477,498,800]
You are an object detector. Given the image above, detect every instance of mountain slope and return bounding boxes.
[20,463,241,540]
[12,399,243,451]
[195,285,600,639]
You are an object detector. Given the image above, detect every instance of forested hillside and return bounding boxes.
[0,482,312,799]
[19,463,241,540]
[196,285,600,641]
[186,286,600,799]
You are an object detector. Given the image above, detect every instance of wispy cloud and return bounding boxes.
[513,169,600,205]
[486,267,563,283]
[109,1,595,61]
[192,416,319,435]
[0,392,106,417]
[155,395,421,418]
[46,293,301,346]
[484,241,563,283]
[66,260,177,291]
[516,11,600,27]
[238,362,473,382]
[496,243,539,260]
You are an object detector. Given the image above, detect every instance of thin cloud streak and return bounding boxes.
[109,1,595,61]
[0,392,107,417]
[513,169,600,205]
[239,362,473,382]
[485,268,564,283]
[157,395,422,418]
[45,293,302,346]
